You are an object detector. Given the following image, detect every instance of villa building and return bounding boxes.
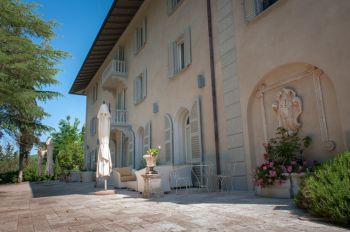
[70,0,350,191]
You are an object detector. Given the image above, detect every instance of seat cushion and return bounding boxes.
[120,175,136,182]
[116,167,132,176]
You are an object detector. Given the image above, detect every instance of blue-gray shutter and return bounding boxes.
[190,97,202,163]
[164,114,173,163]
[128,130,134,167]
[133,79,137,104]
[142,69,147,99]
[184,26,192,67]
[142,17,147,46]
[144,121,151,154]
[168,42,176,78]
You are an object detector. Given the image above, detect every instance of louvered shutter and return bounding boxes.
[190,97,202,163]
[164,114,173,163]
[142,69,147,99]
[143,121,151,155]
[133,28,138,54]
[133,79,137,104]
[168,42,176,78]
[142,17,147,46]
[128,131,134,167]
[184,26,192,67]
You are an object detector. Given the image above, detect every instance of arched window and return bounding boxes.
[164,114,173,164]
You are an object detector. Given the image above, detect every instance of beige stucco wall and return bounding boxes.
[215,0,350,190]
[84,0,217,172]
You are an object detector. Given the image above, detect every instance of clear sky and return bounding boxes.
[22,0,114,142]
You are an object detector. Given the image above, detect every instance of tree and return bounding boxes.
[0,0,68,181]
[0,143,18,173]
[51,116,84,173]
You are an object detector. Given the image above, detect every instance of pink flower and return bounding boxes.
[269,161,274,168]
[287,166,293,173]
[269,170,277,177]
[282,165,287,173]
[262,165,267,170]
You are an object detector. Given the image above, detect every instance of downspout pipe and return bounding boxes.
[206,0,221,176]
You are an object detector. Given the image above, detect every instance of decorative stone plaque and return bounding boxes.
[272,88,302,134]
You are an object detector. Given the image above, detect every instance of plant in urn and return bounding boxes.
[143,146,161,174]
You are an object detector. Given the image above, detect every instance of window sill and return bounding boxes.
[134,97,146,106]
[167,0,184,16]
[170,64,191,79]
[245,0,286,23]
[134,43,146,56]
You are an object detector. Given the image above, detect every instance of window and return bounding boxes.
[168,27,191,78]
[133,69,147,104]
[167,0,183,15]
[90,117,97,136]
[134,17,147,54]
[244,0,278,21]
[164,114,173,164]
[91,83,98,104]
[177,40,185,71]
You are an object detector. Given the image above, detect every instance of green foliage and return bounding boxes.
[145,146,161,157]
[295,151,350,225]
[0,0,68,182]
[266,127,311,165]
[254,128,313,188]
[51,116,84,171]
[0,0,68,135]
[0,143,18,173]
[0,171,18,183]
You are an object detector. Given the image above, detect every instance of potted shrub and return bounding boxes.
[143,146,161,174]
[254,127,314,198]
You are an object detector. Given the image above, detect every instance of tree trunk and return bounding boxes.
[18,152,24,183]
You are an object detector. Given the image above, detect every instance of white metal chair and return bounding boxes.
[216,160,237,192]
[191,163,213,192]
[171,165,192,194]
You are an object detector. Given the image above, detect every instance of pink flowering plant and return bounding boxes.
[254,128,313,188]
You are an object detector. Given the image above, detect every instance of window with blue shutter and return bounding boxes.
[168,26,192,78]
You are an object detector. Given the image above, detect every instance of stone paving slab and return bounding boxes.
[0,182,347,232]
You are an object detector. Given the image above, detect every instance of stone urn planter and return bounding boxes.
[143,154,158,174]
[256,172,305,198]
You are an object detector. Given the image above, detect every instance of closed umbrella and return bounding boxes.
[37,147,46,177]
[45,138,54,176]
[96,103,112,191]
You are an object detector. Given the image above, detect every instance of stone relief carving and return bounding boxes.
[272,88,302,134]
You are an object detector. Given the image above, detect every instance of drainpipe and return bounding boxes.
[206,0,221,176]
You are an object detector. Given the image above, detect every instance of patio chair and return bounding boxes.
[170,165,192,194]
[112,167,136,188]
[216,160,237,192]
[191,163,213,192]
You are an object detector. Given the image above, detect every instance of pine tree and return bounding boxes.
[0,0,68,181]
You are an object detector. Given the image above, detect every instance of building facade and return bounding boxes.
[70,0,350,191]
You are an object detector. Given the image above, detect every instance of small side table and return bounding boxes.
[141,174,163,198]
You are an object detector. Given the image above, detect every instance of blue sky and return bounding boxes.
[23,0,114,142]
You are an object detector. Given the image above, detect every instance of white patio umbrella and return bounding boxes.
[45,138,54,176]
[96,103,112,191]
[37,147,47,177]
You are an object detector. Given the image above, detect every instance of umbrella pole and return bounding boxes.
[104,177,107,191]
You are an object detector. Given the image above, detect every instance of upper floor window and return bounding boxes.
[168,27,191,78]
[167,0,183,15]
[244,0,278,21]
[91,83,98,104]
[133,69,147,104]
[134,17,147,54]
[90,117,97,136]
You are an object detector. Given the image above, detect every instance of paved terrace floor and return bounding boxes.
[0,182,347,232]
